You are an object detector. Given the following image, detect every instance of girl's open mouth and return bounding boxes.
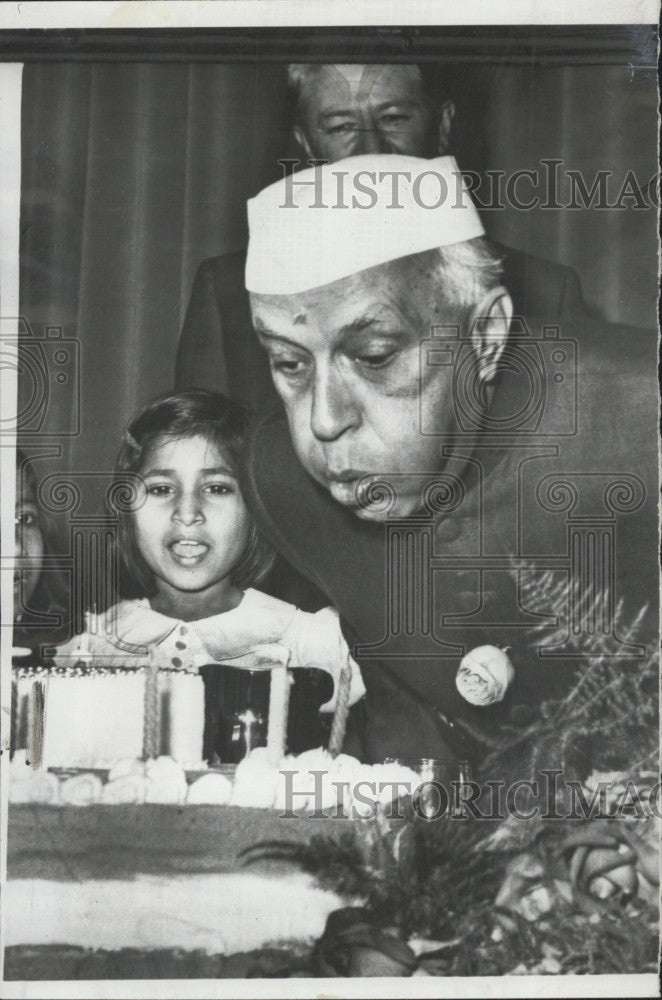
[170,539,209,562]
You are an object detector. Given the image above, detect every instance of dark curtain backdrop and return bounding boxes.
[18,60,658,484]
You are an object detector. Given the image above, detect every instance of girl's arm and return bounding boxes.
[284,606,366,713]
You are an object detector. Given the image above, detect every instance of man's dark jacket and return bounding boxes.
[242,317,658,766]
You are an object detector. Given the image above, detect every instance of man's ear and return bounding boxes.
[293,124,314,160]
[468,287,513,383]
[438,100,455,154]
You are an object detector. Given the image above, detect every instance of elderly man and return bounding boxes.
[175,63,586,404]
[242,155,657,764]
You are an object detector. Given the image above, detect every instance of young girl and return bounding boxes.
[55,390,365,762]
[13,448,71,656]
[12,449,72,762]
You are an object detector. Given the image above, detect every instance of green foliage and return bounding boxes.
[278,577,659,975]
[240,574,659,976]
[481,571,658,780]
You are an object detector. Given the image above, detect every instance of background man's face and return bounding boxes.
[295,64,440,161]
[251,260,461,521]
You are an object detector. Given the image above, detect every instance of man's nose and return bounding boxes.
[310,367,359,442]
[172,493,203,525]
[355,126,391,155]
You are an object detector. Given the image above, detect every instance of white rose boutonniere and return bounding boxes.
[456,645,514,706]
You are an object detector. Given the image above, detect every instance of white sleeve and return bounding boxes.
[51,628,133,665]
[283,606,366,713]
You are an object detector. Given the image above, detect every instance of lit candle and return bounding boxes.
[142,647,160,760]
[27,680,45,769]
[266,665,291,765]
[328,655,352,758]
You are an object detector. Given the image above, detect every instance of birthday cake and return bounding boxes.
[6,742,421,971]
[9,604,420,818]
[7,601,422,972]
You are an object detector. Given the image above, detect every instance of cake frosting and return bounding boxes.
[9,744,422,815]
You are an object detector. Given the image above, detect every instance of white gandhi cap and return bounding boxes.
[245,154,484,296]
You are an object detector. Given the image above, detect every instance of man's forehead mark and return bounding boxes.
[357,65,388,103]
[293,309,307,325]
[326,64,389,103]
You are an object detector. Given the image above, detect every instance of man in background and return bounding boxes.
[174,63,587,403]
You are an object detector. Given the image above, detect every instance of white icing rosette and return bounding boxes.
[9,781,33,804]
[8,750,33,803]
[108,757,146,782]
[347,761,420,817]
[60,772,103,806]
[186,772,233,805]
[101,774,148,804]
[370,762,421,806]
[28,770,61,805]
[347,763,391,819]
[145,780,187,805]
[332,753,366,816]
[274,747,340,812]
[456,645,514,706]
[144,755,187,804]
[230,749,279,808]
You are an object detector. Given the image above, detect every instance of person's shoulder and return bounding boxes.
[494,241,590,319]
[520,312,656,381]
[242,587,297,617]
[97,598,149,624]
[249,412,305,491]
[229,588,299,634]
[575,316,657,375]
[252,409,292,449]
[495,242,572,280]
[247,411,336,525]
[193,248,247,285]
[521,314,657,462]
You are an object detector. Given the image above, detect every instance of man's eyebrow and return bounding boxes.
[374,99,419,111]
[253,324,307,350]
[318,99,419,120]
[317,109,357,121]
[338,315,395,338]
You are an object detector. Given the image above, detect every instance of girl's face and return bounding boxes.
[14,483,45,608]
[133,434,251,614]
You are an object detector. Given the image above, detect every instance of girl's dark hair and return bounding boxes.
[114,389,275,600]
[14,448,72,649]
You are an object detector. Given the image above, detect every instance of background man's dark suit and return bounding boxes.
[174,245,587,410]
